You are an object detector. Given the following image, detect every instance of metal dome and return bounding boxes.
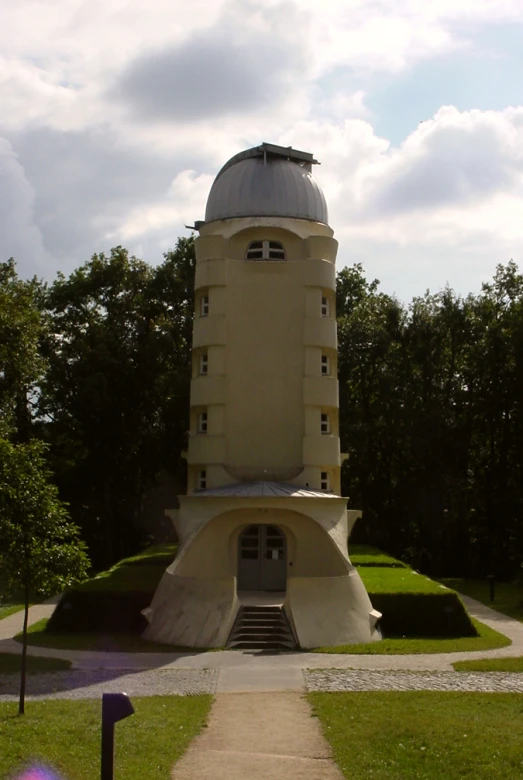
[204,143,328,225]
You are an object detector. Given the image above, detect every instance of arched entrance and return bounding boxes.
[237,525,287,591]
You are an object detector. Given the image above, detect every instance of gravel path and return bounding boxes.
[0,668,218,700]
[305,668,523,692]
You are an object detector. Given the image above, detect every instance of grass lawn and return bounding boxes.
[76,543,177,594]
[453,656,523,672]
[15,618,202,654]
[309,691,523,780]
[0,696,211,780]
[0,653,72,673]
[312,618,510,654]
[359,567,446,594]
[0,602,25,620]
[348,545,407,568]
[439,578,523,622]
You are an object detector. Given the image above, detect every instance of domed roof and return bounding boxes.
[204,143,328,225]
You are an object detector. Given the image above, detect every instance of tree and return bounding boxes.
[0,438,90,715]
[40,239,195,566]
[0,259,46,441]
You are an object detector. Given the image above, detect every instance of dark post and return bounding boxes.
[487,574,495,602]
[101,693,135,780]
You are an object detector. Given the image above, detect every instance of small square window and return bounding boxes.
[198,470,207,490]
[321,355,330,376]
[321,296,329,317]
[200,295,209,316]
[321,471,330,491]
[321,413,330,435]
[199,353,208,375]
[198,412,208,433]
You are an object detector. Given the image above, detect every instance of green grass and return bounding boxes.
[0,602,25,620]
[312,618,510,653]
[359,567,446,594]
[0,653,72,673]
[308,691,523,780]
[439,578,523,622]
[453,656,523,672]
[15,618,201,653]
[349,545,407,568]
[0,696,212,780]
[76,543,177,593]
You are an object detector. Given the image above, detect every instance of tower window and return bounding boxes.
[320,471,330,491]
[321,355,330,376]
[199,353,208,375]
[246,240,285,261]
[321,296,330,317]
[200,295,209,316]
[198,470,207,490]
[321,413,330,435]
[198,412,208,433]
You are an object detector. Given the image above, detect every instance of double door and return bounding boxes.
[237,524,287,592]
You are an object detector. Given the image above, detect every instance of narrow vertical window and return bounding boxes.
[320,471,330,491]
[200,295,209,316]
[321,296,329,317]
[198,469,207,490]
[198,411,208,433]
[321,413,330,435]
[199,353,208,375]
[321,355,330,376]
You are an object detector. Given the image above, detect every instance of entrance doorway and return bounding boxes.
[237,525,287,592]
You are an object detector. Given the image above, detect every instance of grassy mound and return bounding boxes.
[352,546,477,638]
[47,543,176,634]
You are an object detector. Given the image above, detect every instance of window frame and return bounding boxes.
[321,354,330,376]
[200,294,209,317]
[198,411,208,434]
[320,471,330,491]
[198,469,207,490]
[199,353,208,375]
[321,296,330,317]
[246,240,286,261]
[320,413,330,435]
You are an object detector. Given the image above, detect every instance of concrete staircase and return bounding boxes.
[227,605,297,651]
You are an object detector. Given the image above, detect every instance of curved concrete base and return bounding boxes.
[143,573,238,648]
[285,571,381,648]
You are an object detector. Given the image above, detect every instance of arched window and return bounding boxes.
[246,240,285,261]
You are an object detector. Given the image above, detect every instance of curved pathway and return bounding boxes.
[1,594,523,697]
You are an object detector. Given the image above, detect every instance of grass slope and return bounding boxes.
[312,618,510,654]
[0,696,211,780]
[439,578,523,623]
[309,691,523,780]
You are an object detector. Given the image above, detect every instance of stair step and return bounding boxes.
[226,604,298,651]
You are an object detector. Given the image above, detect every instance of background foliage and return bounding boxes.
[2,240,522,578]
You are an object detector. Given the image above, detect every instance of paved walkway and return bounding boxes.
[170,692,343,780]
[1,594,523,696]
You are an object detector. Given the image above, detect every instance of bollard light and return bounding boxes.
[101,693,135,780]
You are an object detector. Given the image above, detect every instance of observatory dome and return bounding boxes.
[204,143,328,225]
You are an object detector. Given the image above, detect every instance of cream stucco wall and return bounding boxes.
[187,215,342,493]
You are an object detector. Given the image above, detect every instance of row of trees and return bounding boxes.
[2,239,523,583]
[338,261,523,579]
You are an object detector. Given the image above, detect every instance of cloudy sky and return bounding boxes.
[2,0,523,300]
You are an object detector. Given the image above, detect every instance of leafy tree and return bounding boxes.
[0,438,90,715]
[40,239,195,566]
[0,259,46,441]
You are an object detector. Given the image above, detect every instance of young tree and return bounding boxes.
[0,438,90,715]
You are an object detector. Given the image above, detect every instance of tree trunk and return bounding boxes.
[18,581,29,716]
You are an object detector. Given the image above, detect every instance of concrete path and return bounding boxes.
[0,596,60,641]
[170,692,343,780]
[1,594,523,685]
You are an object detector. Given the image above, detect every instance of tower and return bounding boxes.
[144,143,381,648]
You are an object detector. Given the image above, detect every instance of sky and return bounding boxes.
[2,0,523,301]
